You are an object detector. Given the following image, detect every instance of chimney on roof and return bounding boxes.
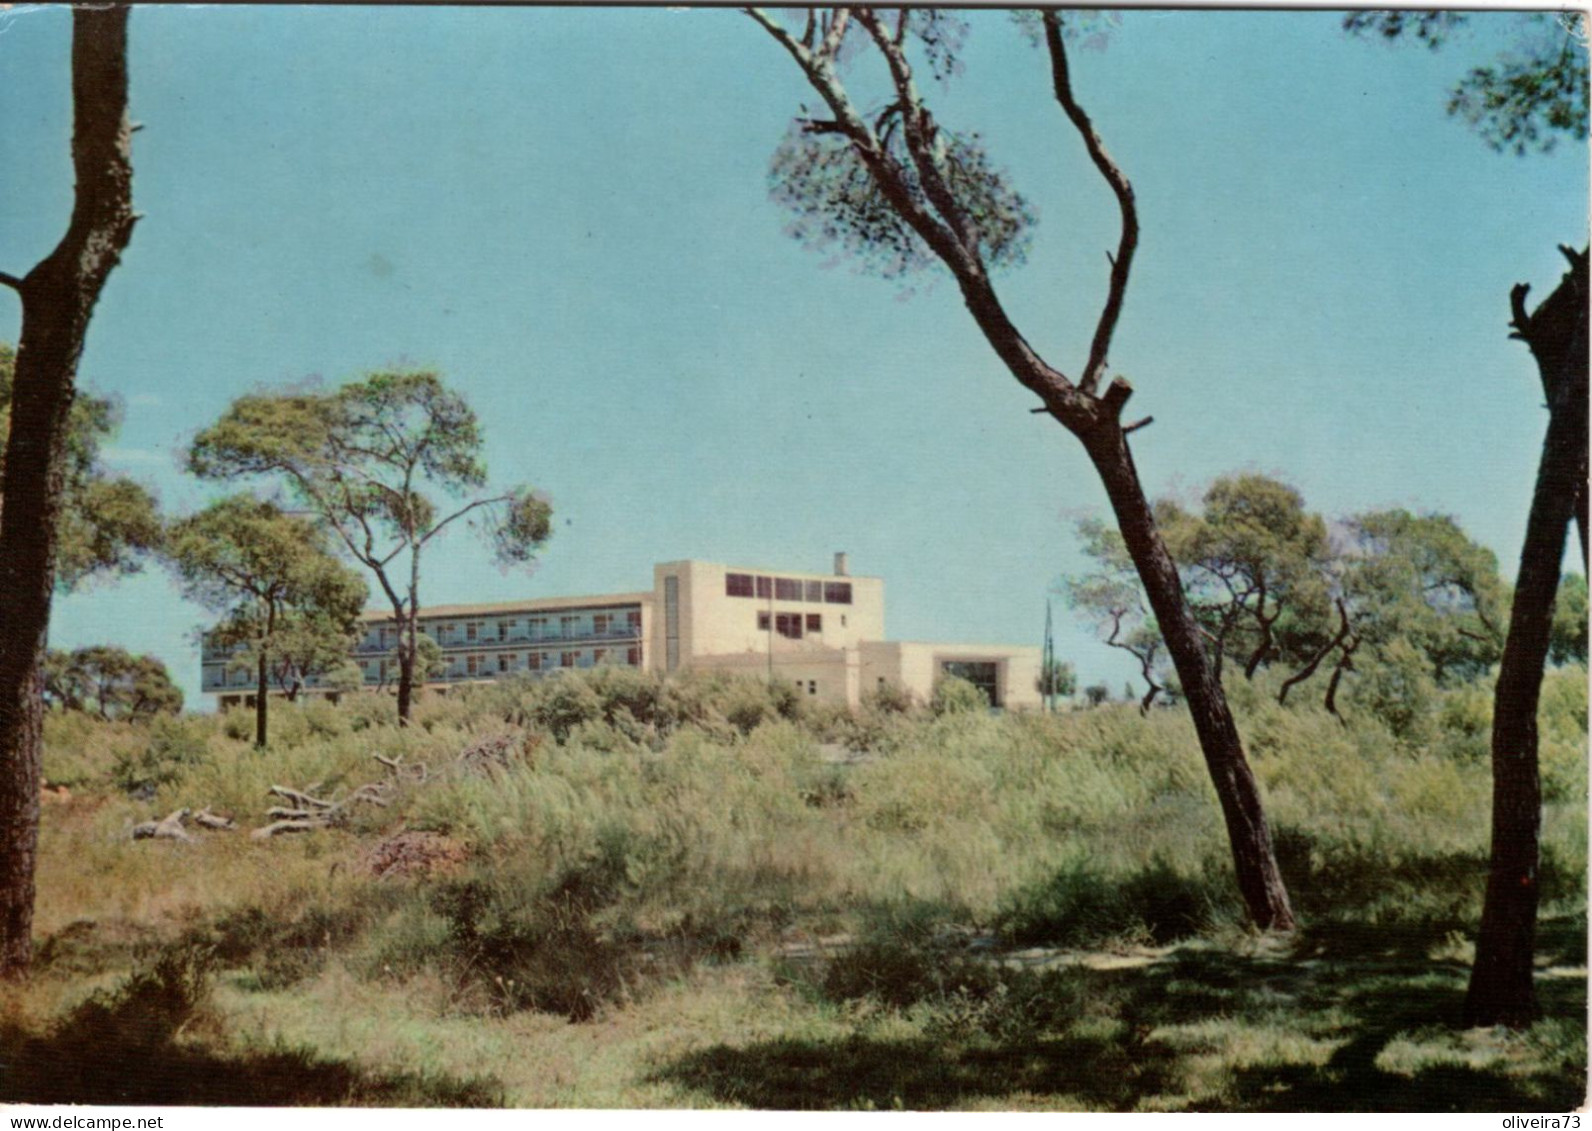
[834,552,849,577]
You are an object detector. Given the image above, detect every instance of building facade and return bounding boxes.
[205,554,1041,711]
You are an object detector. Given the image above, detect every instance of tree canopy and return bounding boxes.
[1344,11,1588,156]
[42,646,181,721]
[165,495,368,746]
[187,370,552,722]
[1065,475,1514,720]
[0,343,160,590]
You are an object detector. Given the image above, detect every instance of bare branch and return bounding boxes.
[413,491,516,551]
[1043,11,1139,395]
[798,117,851,136]
[0,273,22,293]
[1101,375,1134,417]
[747,7,816,69]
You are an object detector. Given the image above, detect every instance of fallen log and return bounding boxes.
[193,808,235,830]
[132,808,193,842]
[251,818,329,840]
[269,785,337,810]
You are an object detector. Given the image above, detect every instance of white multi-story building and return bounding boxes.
[204,554,1041,711]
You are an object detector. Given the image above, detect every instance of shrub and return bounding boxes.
[994,856,1232,948]
[931,676,987,717]
[427,873,639,1021]
[864,680,916,715]
[111,716,212,797]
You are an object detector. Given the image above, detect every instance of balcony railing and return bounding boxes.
[353,625,641,653]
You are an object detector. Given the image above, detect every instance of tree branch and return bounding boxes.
[1043,11,1139,395]
[0,273,22,293]
[413,492,515,551]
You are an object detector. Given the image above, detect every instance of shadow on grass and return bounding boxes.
[656,1030,1175,1111]
[1,950,502,1107]
[653,919,1587,1111]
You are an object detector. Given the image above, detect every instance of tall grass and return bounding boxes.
[13,662,1585,1107]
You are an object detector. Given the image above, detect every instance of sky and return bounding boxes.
[0,5,1586,709]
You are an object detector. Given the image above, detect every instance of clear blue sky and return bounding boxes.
[1,6,1586,707]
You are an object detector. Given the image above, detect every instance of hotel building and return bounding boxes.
[204,554,1041,711]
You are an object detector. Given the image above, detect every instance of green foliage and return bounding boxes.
[0,944,503,1106]
[425,872,640,1021]
[166,495,369,713]
[0,342,162,590]
[1066,479,1513,721]
[1342,509,1507,686]
[1345,11,1588,155]
[22,651,1589,1110]
[1158,473,1333,677]
[1549,572,1588,665]
[865,680,916,715]
[42,645,182,721]
[187,370,552,718]
[1345,638,1440,743]
[770,122,1034,280]
[1036,657,1076,699]
[931,675,987,716]
[111,715,212,796]
[995,856,1233,948]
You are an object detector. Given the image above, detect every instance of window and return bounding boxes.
[806,614,822,633]
[527,652,543,671]
[755,575,772,599]
[529,617,547,639]
[561,651,577,668]
[824,581,853,605]
[775,577,802,601]
[594,613,611,635]
[560,615,580,637]
[498,653,514,673]
[805,579,824,603]
[775,612,803,640]
[593,648,609,665]
[466,622,480,642]
[807,680,817,695]
[726,572,754,597]
[627,609,642,629]
[757,611,771,631]
[467,655,480,676]
[499,620,513,641]
[627,646,641,666]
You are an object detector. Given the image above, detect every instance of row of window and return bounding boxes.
[361,646,642,681]
[757,611,822,639]
[725,573,852,605]
[366,609,641,649]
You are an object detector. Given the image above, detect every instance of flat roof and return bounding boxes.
[658,559,882,582]
[362,591,653,622]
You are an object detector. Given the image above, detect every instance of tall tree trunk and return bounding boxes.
[255,652,269,749]
[0,7,136,979]
[255,603,275,749]
[396,613,416,725]
[1085,424,1296,930]
[1465,248,1588,1028]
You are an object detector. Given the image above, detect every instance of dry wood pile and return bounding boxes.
[129,733,534,845]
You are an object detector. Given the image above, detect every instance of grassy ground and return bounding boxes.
[2,666,1585,1109]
